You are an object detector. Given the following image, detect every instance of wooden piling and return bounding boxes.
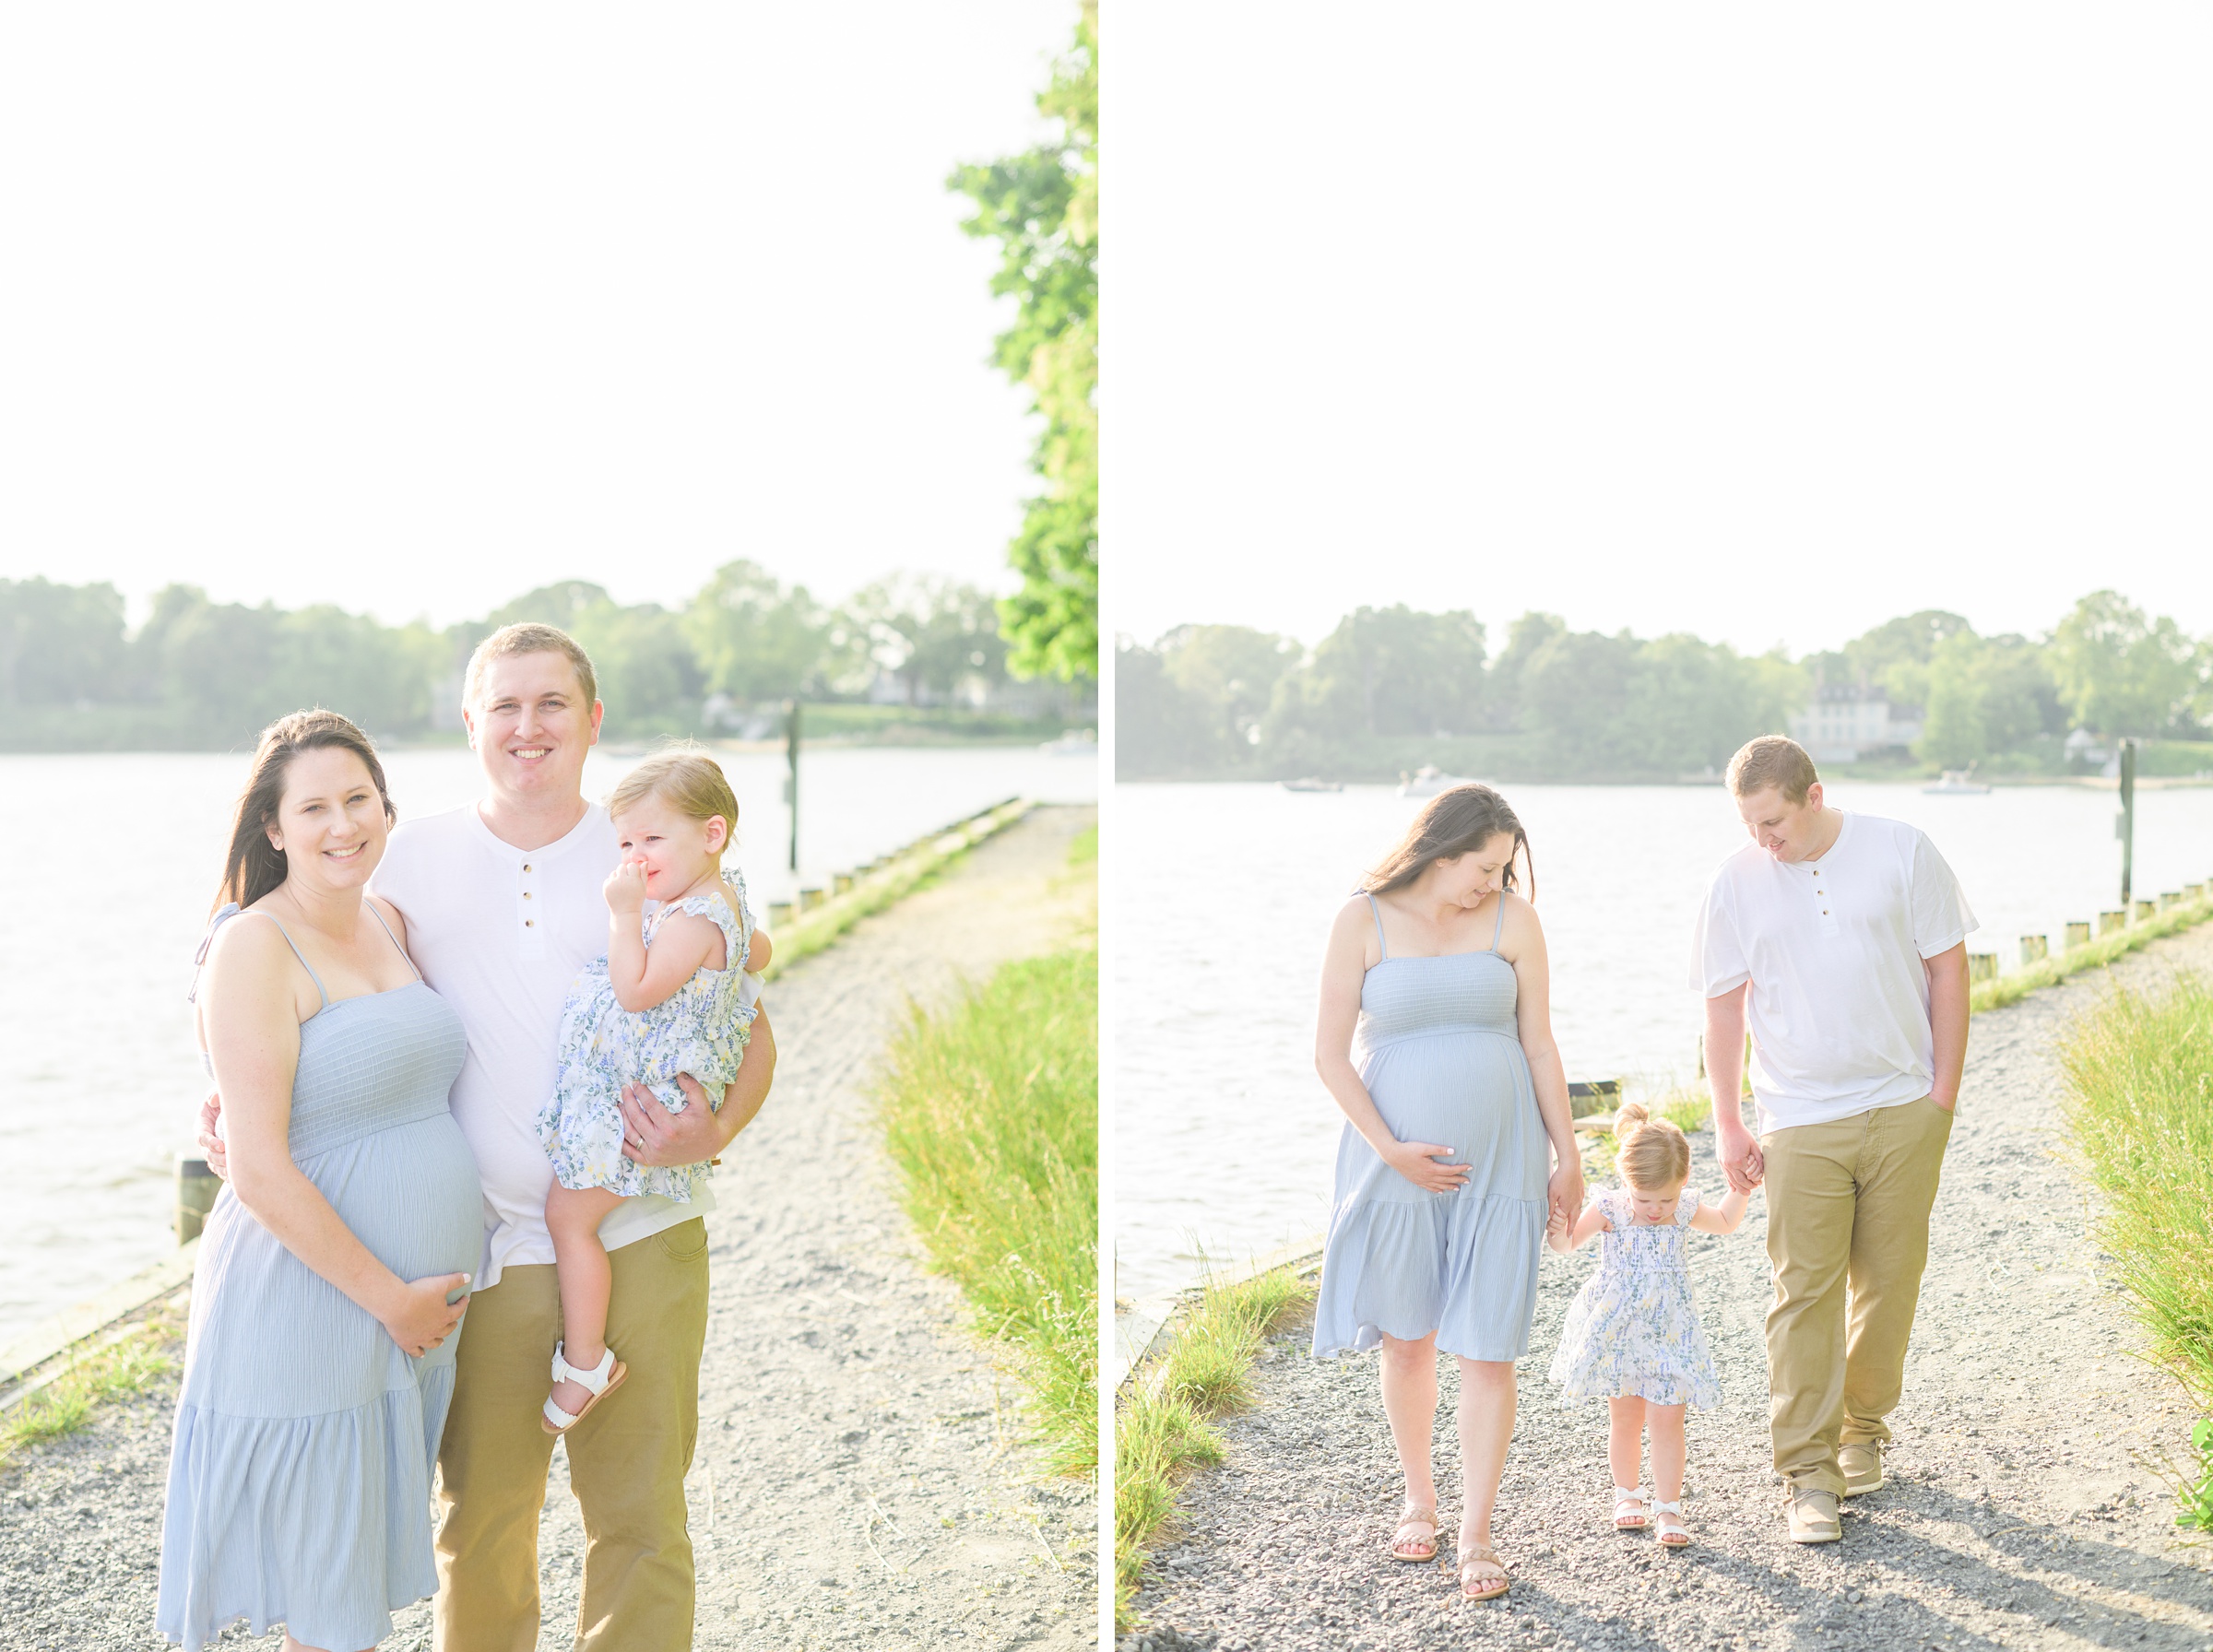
[1566,1079,1621,1119]
[2064,922,2091,950]
[2135,900,2156,924]
[1967,952,1998,983]
[2100,911,2125,937]
[833,872,854,896]
[767,901,794,929]
[2019,935,2048,966]
[176,1156,220,1245]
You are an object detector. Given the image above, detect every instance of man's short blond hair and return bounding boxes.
[464,623,598,709]
[1727,735,1819,804]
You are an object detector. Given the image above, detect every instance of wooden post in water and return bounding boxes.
[2019,935,2048,967]
[177,1154,220,1245]
[784,700,801,875]
[2065,921,2092,950]
[2116,738,2136,913]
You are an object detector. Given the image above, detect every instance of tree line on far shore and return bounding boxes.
[0,562,1093,750]
[1118,590,2213,782]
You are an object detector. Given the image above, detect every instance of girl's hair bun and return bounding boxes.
[1614,1099,1690,1192]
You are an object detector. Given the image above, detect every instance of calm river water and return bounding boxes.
[1112,780,2213,1300]
[0,744,1096,1349]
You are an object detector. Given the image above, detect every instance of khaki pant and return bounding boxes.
[434,1219,711,1652]
[1761,1098,1953,1496]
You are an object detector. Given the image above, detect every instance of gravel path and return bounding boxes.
[1123,926,2213,1652]
[1,804,1098,1651]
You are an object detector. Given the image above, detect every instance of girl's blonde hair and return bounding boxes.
[607,747,740,854]
[1613,1102,1690,1193]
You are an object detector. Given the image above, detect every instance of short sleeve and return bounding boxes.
[1690,868,1750,997]
[1676,1187,1699,1227]
[1908,831,1976,959]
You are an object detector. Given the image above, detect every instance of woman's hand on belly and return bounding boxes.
[1380,1136,1470,1194]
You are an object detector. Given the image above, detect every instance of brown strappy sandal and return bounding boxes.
[1457,1542,1509,1601]
[1388,1504,1439,1563]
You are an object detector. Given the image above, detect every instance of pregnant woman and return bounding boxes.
[1312,784,1583,1602]
[160,712,483,1652]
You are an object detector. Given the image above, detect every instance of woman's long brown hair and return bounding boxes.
[1359,783,1534,901]
[214,710,395,914]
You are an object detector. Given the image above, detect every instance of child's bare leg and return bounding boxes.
[1648,1402,1688,1504]
[1607,1395,1647,1493]
[545,1182,625,1416]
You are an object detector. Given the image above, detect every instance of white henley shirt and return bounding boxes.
[1690,810,1976,1134]
[371,801,732,1290]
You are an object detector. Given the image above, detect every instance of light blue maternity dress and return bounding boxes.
[158,906,482,1652]
[1312,894,1550,1361]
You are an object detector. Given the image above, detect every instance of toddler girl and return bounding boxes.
[1545,1103,1750,1548]
[535,750,770,1432]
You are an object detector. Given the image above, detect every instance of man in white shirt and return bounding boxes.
[203,623,775,1649]
[1692,736,1972,1546]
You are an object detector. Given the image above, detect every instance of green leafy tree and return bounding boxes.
[1273,606,1486,740]
[1843,608,1971,708]
[847,575,1009,705]
[1916,631,1989,767]
[2048,590,2201,738]
[950,1,1096,682]
[132,586,287,738]
[1113,637,1220,776]
[680,560,850,705]
[1157,624,1298,753]
[0,577,127,704]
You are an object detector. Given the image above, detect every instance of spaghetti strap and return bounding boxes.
[364,903,420,982]
[251,913,331,1010]
[1364,891,1389,960]
[1487,893,1509,952]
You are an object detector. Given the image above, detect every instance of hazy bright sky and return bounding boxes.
[1114,6,2210,656]
[0,5,1070,626]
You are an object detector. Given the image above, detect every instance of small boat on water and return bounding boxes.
[1038,729,1097,756]
[1923,767,1992,795]
[1398,764,1477,799]
[1280,776,1343,793]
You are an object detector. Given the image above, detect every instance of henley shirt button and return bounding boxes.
[523,863,532,872]
[526,918,535,927]
[523,891,533,900]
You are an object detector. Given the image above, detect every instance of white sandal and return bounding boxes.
[541,1341,628,1434]
[1652,1498,1691,1548]
[1612,1485,1649,1530]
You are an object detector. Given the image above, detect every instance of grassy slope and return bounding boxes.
[875,836,1098,1477]
[2056,971,2213,1528]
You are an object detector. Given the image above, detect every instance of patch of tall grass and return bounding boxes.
[1116,1267,1315,1627]
[878,947,1097,1478]
[2056,971,2213,1530]
[1,1321,177,1472]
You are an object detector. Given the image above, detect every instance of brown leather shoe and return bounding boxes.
[1785,1488,1842,1543]
[1840,1443,1884,1497]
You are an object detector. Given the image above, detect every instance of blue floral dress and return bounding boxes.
[537,879,756,1202]
[1547,1186,1722,1409]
